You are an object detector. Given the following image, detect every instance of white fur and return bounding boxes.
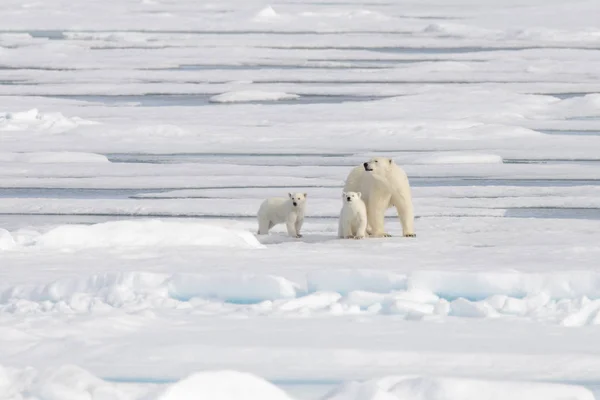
[338,191,367,239]
[343,157,416,238]
[257,193,307,238]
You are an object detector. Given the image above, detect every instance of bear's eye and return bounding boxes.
[374,160,378,163]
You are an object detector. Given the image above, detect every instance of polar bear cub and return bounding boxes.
[338,191,367,239]
[257,193,307,238]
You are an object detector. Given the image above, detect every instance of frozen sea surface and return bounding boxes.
[2,0,600,399]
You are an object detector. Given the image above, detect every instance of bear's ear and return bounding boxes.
[288,193,293,198]
[342,192,346,197]
[304,193,307,198]
[357,192,362,198]
[389,158,393,164]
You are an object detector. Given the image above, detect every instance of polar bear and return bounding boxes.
[338,191,367,239]
[257,193,307,238]
[343,157,416,238]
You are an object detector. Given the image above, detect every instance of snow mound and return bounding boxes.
[0,228,16,251]
[0,271,168,307]
[0,364,133,400]
[209,91,299,103]
[254,6,280,21]
[551,93,600,119]
[34,220,264,250]
[302,270,600,324]
[0,152,109,163]
[413,153,503,165]
[169,273,300,303]
[324,375,595,400]
[4,268,600,324]
[0,271,299,311]
[156,370,294,400]
[0,365,292,400]
[0,109,97,134]
[2,365,594,400]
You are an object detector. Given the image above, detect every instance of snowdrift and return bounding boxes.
[31,220,264,250]
[0,364,131,400]
[0,271,301,311]
[2,268,600,325]
[0,228,16,251]
[0,365,294,400]
[0,109,97,134]
[323,375,595,400]
[308,269,600,301]
[156,370,294,400]
[0,364,594,400]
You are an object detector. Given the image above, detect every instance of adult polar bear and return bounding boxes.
[343,157,416,238]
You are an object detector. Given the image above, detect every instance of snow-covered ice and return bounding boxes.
[1,0,600,398]
[0,152,109,164]
[1,364,596,400]
[324,376,596,400]
[33,220,265,250]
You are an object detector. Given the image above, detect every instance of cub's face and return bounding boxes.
[288,192,307,207]
[363,157,393,177]
[342,191,362,203]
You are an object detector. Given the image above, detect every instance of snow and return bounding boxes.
[0,108,97,134]
[0,152,109,163]
[2,263,600,326]
[168,272,299,303]
[210,91,300,103]
[2,0,600,398]
[156,370,294,400]
[324,376,595,400]
[0,365,293,400]
[29,220,265,250]
[0,229,16,251]
[254,6,280,22]
[0,365,596,400]
[307,270,408,295]
[412,153,503,165]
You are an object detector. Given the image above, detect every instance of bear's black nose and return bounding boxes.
[363,162,368,168]
[346,197,351,201]
[293,202,297,206]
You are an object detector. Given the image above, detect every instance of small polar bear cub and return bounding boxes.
[257,193,307,238]
[338,191,368,239]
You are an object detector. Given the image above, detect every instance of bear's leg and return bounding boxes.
[286,216,300,238]
[355,217,367,240]
[342,221,354,239]
[366,198,391,238]
[257,216,271,235]
[295,217,304,238]
[392,195,416,237]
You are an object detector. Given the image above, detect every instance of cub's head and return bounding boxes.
[288,192,307,208]
[342,191,362,203]
[363,157,394,176]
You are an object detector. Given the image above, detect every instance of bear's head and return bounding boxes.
[342,191,362,203]
[363,157,394,177]
[288,192,307,208]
